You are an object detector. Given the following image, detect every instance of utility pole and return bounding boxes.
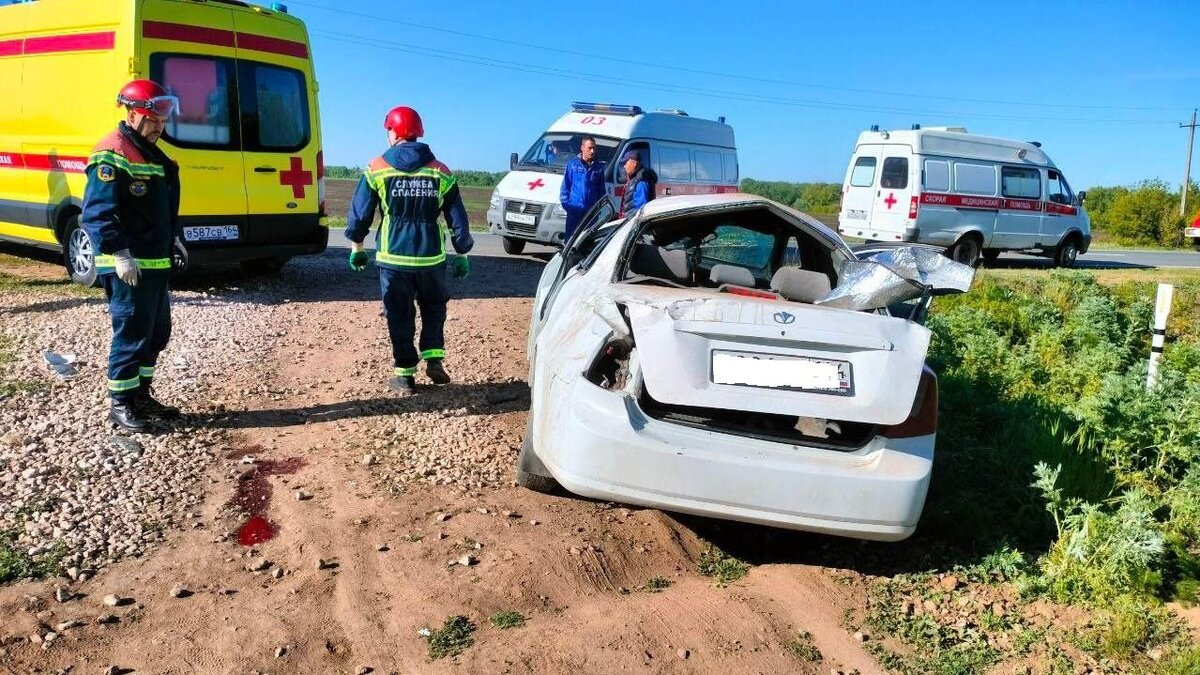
[1184,109,1198,218]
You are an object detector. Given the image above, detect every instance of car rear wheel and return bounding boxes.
[947,235,982,267]
[63,215,99,287]
[516,423,559,494]
[240,256,291,275]
[1054,236,1080,268]
[502,236,526,255]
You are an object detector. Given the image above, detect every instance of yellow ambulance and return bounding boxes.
[0,0,326,285]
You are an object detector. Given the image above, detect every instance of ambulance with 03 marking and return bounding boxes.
[487,102,739,254]
[838,126,1092,267]
[0,0,327,285]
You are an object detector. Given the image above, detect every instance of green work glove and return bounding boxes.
[349,249,370,271]
[449,254,470,280]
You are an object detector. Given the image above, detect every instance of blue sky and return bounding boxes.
[293,0,1199,190]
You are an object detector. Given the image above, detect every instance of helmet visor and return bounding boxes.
[121,95,179,118]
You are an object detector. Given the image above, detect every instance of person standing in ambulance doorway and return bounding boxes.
[345,106,473,395]
[618,149,657,218]
[82,79,186,432]
[558,136,605,241]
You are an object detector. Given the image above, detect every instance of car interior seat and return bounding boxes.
[770,267,832,303]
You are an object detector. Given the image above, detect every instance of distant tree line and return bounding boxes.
[738,179,842,214]
[1081,179,1198,248]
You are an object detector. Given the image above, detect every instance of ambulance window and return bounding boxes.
[954,162,996,195]
[239,61,310,152]
[923,160,950,192]
[658,145,692,181]
[850,157,876,187]
[722,152,739,182]
[1001,166,1041,199]
[1046,171,1074,205]
[153,55,235,148]
[694,150,723,182]
[880,157,908,189]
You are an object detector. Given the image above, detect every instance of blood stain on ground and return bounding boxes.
[226,445,306,546]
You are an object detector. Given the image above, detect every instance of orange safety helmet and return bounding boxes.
[384,106,424,140]
[116,79,178,118]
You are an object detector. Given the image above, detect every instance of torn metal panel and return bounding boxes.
[818,246,976,311]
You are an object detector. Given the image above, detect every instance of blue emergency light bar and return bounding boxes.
[571,102,643,116]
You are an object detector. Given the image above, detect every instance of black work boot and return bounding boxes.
[136,388,180,419]
[388,376,417,395]
[110,399,148,432]
[426,359,451,386]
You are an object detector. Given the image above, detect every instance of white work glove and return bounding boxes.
[173,236,189,268]
[114,249,140,287]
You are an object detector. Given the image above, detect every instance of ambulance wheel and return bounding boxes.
[502,237,526,255]
[981,249,1001,265]
[63,216,99,288]
[947,235,982,267]
[240,256,291,275]
[1054,236,1080,268]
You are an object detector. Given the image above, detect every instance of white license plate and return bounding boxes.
[846,209,868,220]
[183,225,240,241]
[506,213,536,225]
[1185,227,1200,238]
[711,350,853,395]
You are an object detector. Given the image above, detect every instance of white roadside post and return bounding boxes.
[1147,283,1175,390]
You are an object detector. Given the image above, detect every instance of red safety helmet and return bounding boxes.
[117,79,178,118]
[384,106,424,140]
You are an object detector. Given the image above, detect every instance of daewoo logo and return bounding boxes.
[773,311,796,325]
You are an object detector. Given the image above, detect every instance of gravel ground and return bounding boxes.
[0,273,290,573]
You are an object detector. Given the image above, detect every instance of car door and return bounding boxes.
[528,196,618,365]
[1040,169,1079,244]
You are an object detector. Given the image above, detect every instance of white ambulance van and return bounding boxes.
[487,102,738,254]
[838,126,1091,267]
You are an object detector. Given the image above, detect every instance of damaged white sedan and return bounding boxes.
[519,193,974,541]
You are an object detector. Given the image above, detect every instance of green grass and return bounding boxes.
[426,615,476,660]
[644,576,672,592]
[488,610,525,629]
[787,631,823,662]
[0,532,66,584]
[697,544,749,585]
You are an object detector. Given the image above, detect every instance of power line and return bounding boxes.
[312,30,1176,126]
[291,0,1176,114]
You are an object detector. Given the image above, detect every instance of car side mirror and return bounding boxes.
[1077,190,1087,204]
[510,152,518,170]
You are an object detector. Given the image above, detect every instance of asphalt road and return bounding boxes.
[329,229,1200,270]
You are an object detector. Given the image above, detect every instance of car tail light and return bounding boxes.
[883,366,938,438]
[317,150,327,216]
[908,194,920,219]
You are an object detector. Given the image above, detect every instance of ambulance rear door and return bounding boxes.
[142,0,249,241]
[839,144,881,238]
[232,10,320,239]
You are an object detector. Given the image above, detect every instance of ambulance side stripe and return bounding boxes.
[0,152,88,173]
[142,20,309,59]
[0,31,116,57]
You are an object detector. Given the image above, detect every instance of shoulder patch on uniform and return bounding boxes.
[97,164,116,182]
[128,181,148,197]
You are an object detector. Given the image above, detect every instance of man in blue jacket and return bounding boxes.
[82,79,186,432]
[619,149,657,218]
[558,136,605,241]
[345,106,473,394]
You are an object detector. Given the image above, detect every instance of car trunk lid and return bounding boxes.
[620,287,930,426]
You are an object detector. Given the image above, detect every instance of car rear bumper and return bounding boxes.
[536,378,934,541]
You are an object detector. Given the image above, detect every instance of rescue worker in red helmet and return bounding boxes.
[81,79,186,431]
[345,106,473,394]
